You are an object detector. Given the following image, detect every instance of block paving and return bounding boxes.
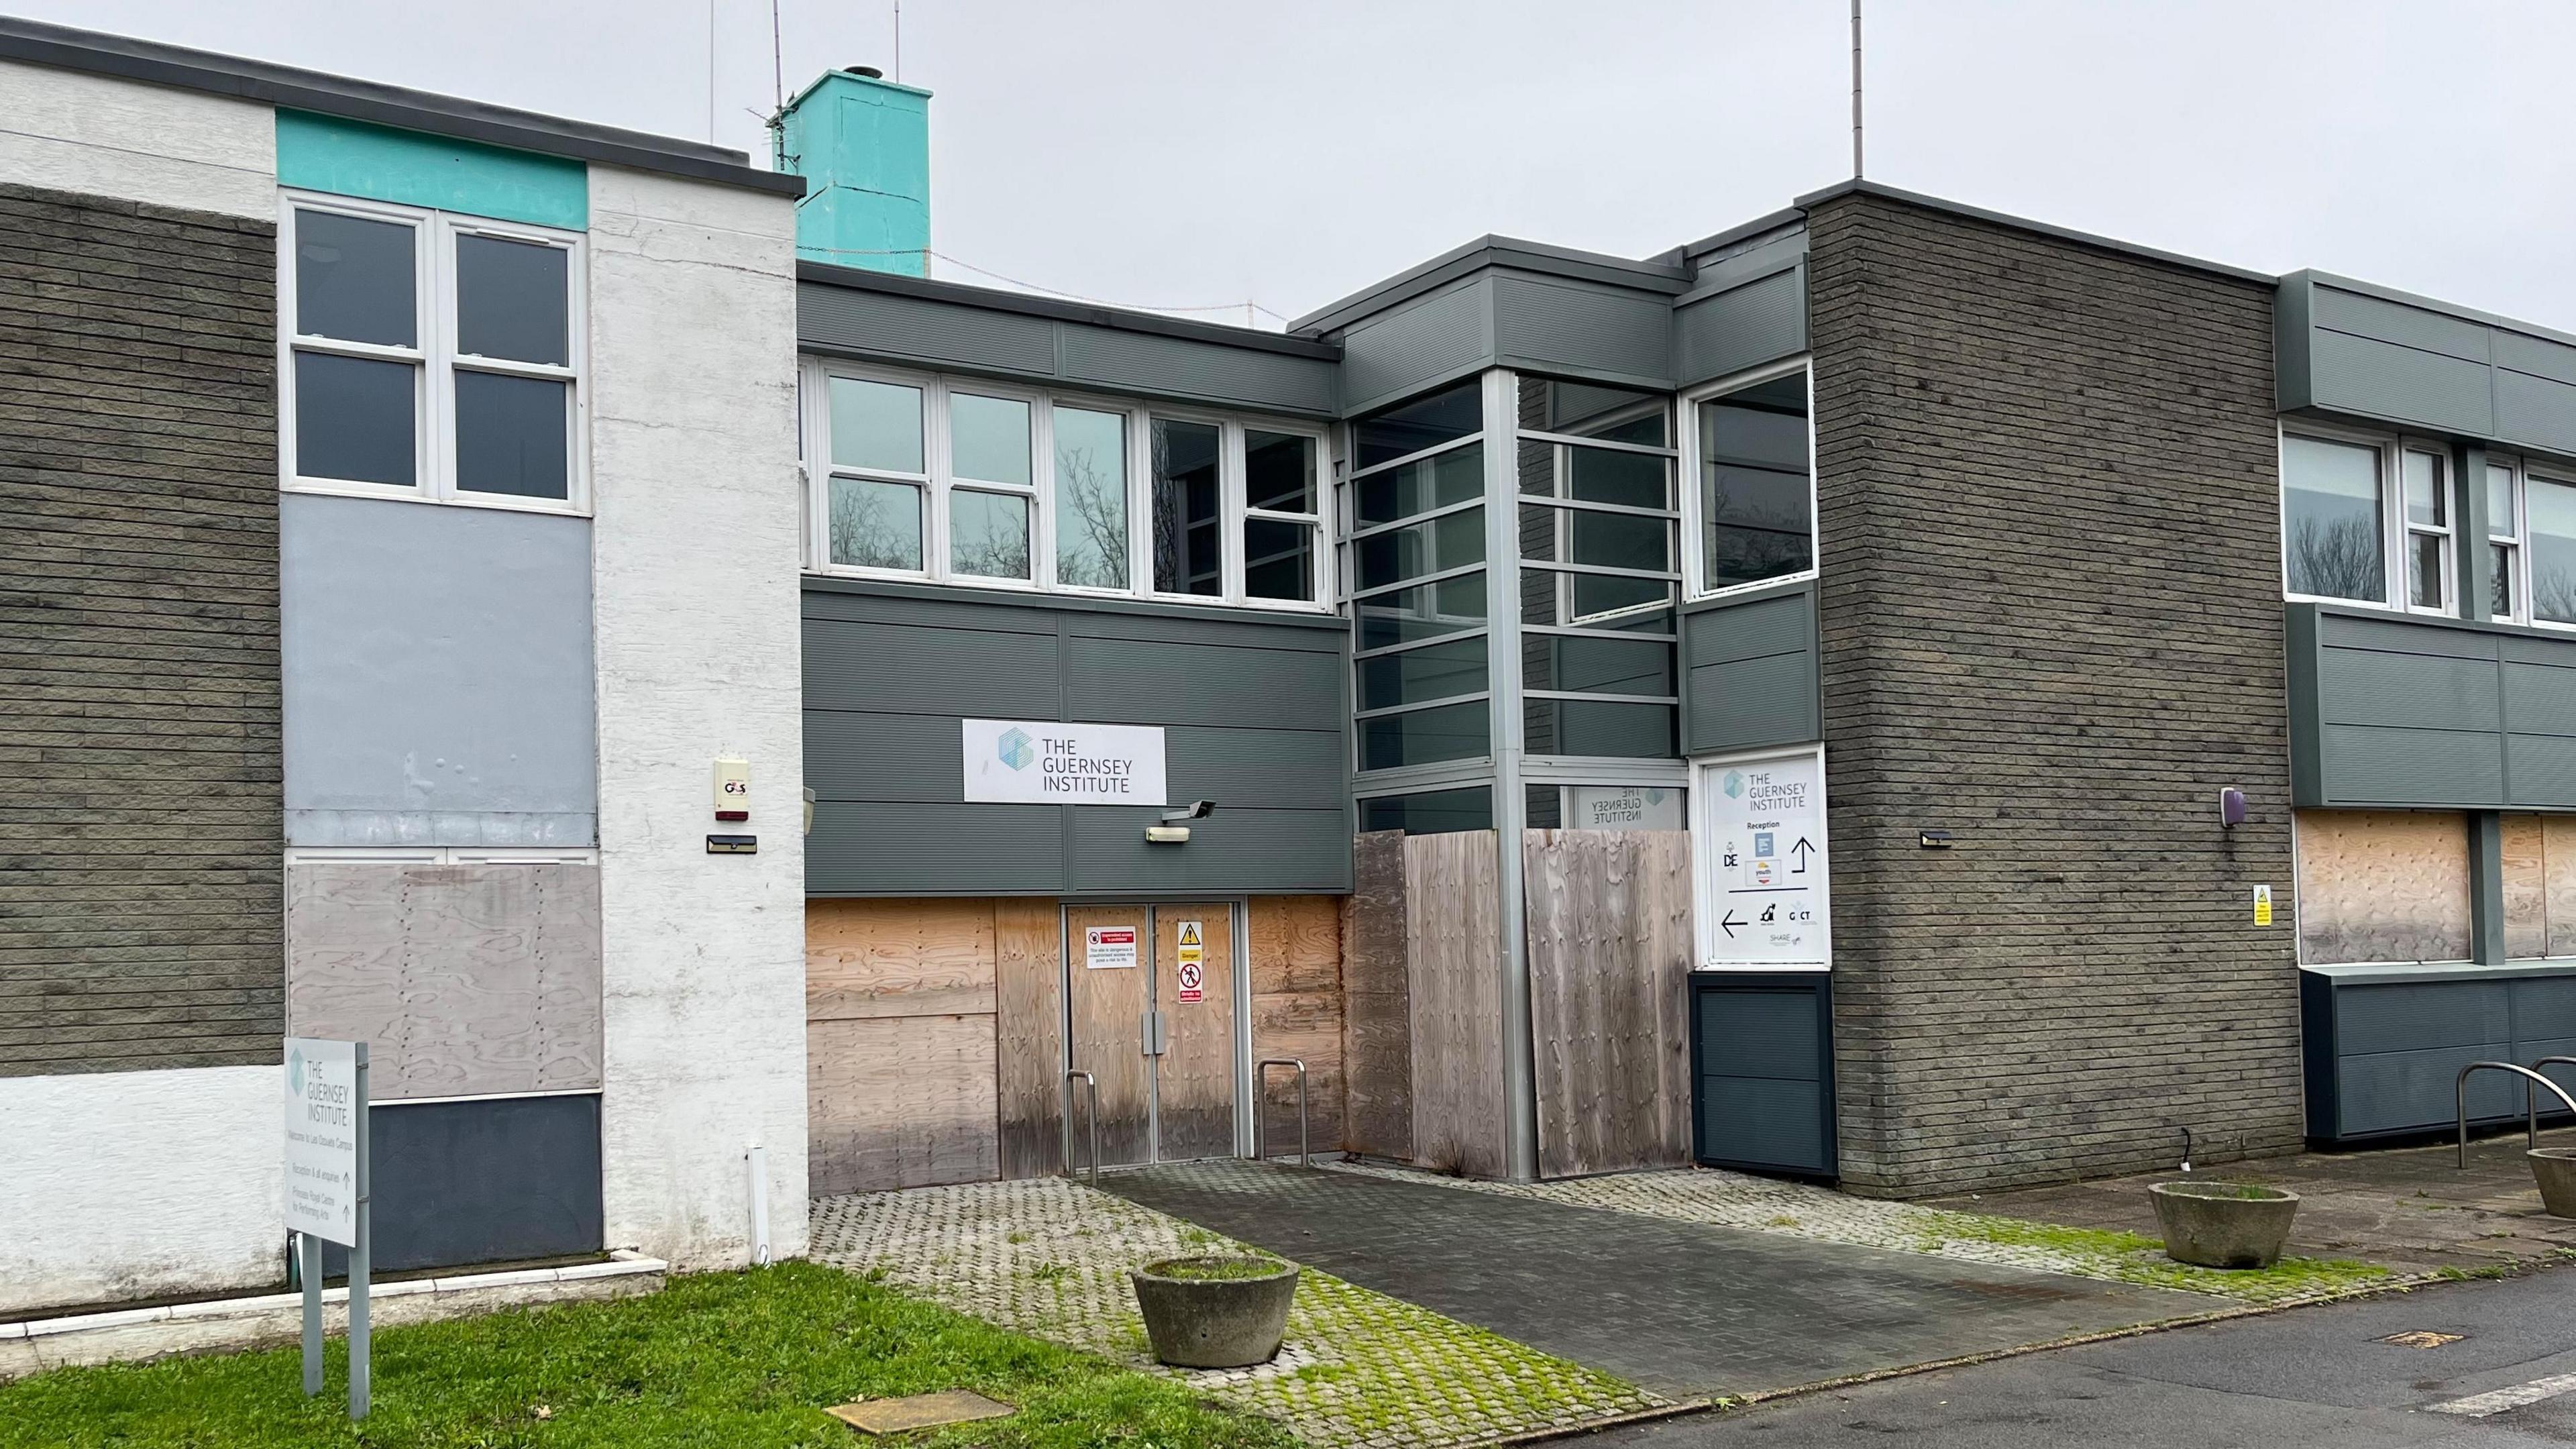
[810,1178,1668,1449]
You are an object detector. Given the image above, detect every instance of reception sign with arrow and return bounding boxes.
[1697,745,1832,967]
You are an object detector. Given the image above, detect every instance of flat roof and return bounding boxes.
[0,15,803,198]
[800,261,1342,360]
[1291,235,1689,337]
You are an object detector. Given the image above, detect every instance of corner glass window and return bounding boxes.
[1694,370,1813,594]
[283,197,584,511]
[2282,434,2387,603]
[1354,381,1481,468]
[1358,786,1493,836]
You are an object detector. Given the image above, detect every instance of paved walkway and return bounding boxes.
[1107,1161,2229,1400]
[1951,1127,2576,1276]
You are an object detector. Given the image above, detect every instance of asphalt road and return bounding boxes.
[1587,1270,2576,1448]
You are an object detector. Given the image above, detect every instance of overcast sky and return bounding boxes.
[26,1,2576,329]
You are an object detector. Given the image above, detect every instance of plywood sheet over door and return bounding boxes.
[1065,905,1154,1168]
[1525,830,1694,1178]
[1156,905,1239,1162]
[807,899,999,1195]
[1405,830,1506,1177]
[994,900,1067,1179]
[1250,896,1346,1155]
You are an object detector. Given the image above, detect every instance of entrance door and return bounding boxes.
[1062,904,1240,1166]
[1065,906,1154,1168]
[1152,904,1238,1161]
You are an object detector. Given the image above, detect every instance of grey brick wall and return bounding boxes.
[1807,191,2301,1196]
[0,182,282,1077]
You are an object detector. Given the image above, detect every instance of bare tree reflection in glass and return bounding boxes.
[828,476,921,570]
[951,490,1030,580]
[1054,407,1128,589]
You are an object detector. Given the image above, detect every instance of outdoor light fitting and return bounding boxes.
[1919,829,1955,849]
[1144,824,1190,845]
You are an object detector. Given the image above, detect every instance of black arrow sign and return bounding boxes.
[1719,909,1744,938]
[1791,837,1816,873]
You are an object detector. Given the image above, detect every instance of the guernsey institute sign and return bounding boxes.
[961,720,1167,806]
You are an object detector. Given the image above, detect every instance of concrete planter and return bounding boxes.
[2149,1181,2300,1269]
[1130,1256,1299,1368]
[2530,1150,2576,1218]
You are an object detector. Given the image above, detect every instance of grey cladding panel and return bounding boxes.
[798,283,1055,375]
[1340,278,1493,411]
[807,801,1067,894]
[2318,724,2504,807]
[281,494,596,847]
[2496,330,2576,388]
[806,711,1348,810]
[2506,735,2576,806]
[2340,1046,2522,1134]
[2308,330,2496,435]
[2314,286,2490,363]
[1673,266,1806,387]
[1061,325,1336,416]
[2320,612,2498,659]
[1064,635,1343,730]
[2335,979,2509,1055]
[1065,807,1352,894]
[2517,975,2576,1041]
[2505,662,2576,735]
[2495,368,2576,460]
[2292,608,2576,808]
[1686,590,1814,667]
[1682,585,1820,755]
[1699,1077,1829,1171]
[320,1095,602,1275]
[1699,989,1821,1080]
[2316,650,2500,731]
[802,617,1062,716]
[1491,274,1671,383]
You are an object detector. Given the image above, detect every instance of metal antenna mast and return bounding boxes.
[1850,0,1864,178]
[894,0,902,84]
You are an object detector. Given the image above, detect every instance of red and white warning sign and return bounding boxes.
[1084,926,1138,970]
[1174,920,1205,1002]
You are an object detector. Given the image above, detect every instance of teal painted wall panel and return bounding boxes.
[775,71,928,274]
[276,111,587,230]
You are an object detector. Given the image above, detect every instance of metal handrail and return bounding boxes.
[2456,1061,2576,1167]
[1061,1069,1102,1186]
[1255,1058,1309,1168]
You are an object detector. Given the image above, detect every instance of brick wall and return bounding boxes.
[0,182,281,1077]
[1807,191,2301,1195]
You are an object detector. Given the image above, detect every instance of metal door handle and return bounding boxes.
[1140,1010,1168,1056]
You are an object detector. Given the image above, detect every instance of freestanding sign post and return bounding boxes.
[284,1037,370,1419]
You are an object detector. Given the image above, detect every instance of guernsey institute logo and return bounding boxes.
[287,1047,305,1097]
[1723,771,1746,800]
[997,727,1035,771]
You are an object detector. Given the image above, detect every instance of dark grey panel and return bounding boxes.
[2507,735,2576,804]
[1693,975,1833,1175]
[2317,724,2504,806]
[1063,635,1343,731]
[2339,1045,2520,1135]
[2515,975,2576,1041]
[321,1095,601,1276]
[1340,278,1494,413]
[2308,329,2495,435]
[799,284,1057,376]
[2334,979,2510,1055]
[1698,1076,1829,1173]
[806,801,1067,894]
[2313,285,2490,363]
[1060,325,1336,415]
[802,616,1062,716]
[2505,662,2576,734]
[1065,807,1352,894]
[1697,989,1822,1080]
[1685,590,1815,667]
[1672,266,1806,388]
[1491,274,1672,384]
[2320,611,2499,659]
[802,580,1352,895]
[2315,649,2500,731]
[2495,368,2576,459]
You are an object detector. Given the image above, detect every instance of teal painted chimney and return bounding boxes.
[775,66,930,274]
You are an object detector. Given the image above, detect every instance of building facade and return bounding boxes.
[15,17,2576,1319]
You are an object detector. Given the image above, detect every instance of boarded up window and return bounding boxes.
[2294,810,2471,965]
[2499,814,2576,959]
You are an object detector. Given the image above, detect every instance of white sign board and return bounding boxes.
[1085,925,1138,969]
[282,1037,362,1245]
[1566,785,1684,830]
[962,720,1167,805]
[1695,747,1831,967]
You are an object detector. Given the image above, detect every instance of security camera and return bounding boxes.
[1161,800,1216,822]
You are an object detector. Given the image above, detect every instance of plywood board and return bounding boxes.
[2545,816,2576,960]
[286,863,603,1100]
[994,899,1066,1180]
[809,1014,998,1194]
[808,898,998,1020]
[2505,814,2548,959]
[1065,906,1153,1168]
[1404,830,1506,1178]
[1525,830,1694,1178]
[1341,831,1413,1160]
[2294,810,2473,965]
[1156,905,1238,1161]
[1250,896,1346,1156]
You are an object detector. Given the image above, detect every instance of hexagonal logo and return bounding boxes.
[997,727,1035,771]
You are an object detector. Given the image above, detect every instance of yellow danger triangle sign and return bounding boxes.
[1176,921,1202,947]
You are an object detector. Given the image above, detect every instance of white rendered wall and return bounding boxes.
[586,164,809,1269]
[0,1067,284,1315]
[0,58,274,216]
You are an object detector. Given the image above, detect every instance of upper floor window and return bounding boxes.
[2496,456,2576,627]
[280,194,585,513]
[1683,362,1814,598]
[803,363,1328,608]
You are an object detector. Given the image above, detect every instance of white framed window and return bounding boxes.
[278,191,587,515]
[2527,464,2576,629]
[2279,423,2472,614]
[2401,446,2453,614]
[2490,458,2525,623]
[800,360,1330,610]
[1680,358,1816,600]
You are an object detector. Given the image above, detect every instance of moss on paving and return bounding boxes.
[1915,1214,2394,1303]
[0,1261,1293,1449]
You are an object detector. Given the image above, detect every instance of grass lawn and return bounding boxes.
[0,1261,1297,1449]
